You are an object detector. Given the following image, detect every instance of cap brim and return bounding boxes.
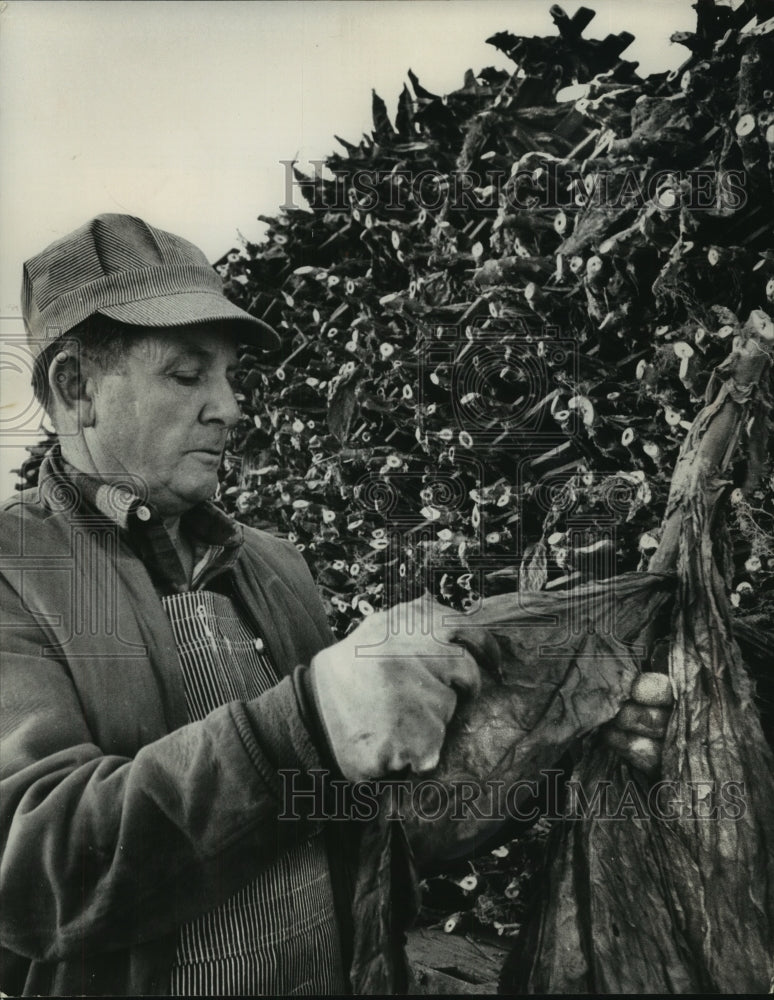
[98,290,280,350]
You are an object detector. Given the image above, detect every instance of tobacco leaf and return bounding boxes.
[519,540,548,592]
[404,571,674,866]
[504,497,774,993]
[503,334,774,993]
[327,371,360,444]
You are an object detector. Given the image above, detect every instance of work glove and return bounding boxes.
[309,594,484,782]
[601,672,674,776]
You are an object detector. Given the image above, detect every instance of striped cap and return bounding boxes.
[22,213,279,356]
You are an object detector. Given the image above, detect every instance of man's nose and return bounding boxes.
[202,378,242,427]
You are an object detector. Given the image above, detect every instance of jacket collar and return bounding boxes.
[38,444,243,593]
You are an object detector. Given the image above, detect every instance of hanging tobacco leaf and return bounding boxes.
[327,371,360,444]
[519,540,548,592]
[500,320,774,993]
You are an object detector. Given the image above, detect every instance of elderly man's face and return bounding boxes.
[87,326,241,518]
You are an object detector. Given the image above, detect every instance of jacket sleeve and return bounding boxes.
[0,576,328,963]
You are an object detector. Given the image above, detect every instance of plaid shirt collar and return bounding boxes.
[38,444,243,595]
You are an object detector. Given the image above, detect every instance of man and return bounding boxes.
[0,214,670,996]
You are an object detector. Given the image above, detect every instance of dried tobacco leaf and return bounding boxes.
[502,320,774,992]
[404,571,674,867]
[327,371,360,444]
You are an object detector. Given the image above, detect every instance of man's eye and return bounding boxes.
[172,372,202,385]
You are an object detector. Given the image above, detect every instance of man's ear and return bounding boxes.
[47,348,97,428]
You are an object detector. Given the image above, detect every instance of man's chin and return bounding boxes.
[184,477,219,507]
[157,476,219,518]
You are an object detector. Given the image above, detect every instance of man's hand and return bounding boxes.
[601,672,673,776]
[309,594,482,782]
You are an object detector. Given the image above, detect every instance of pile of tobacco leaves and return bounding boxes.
[17,4,774,635]
[206,1,774,637]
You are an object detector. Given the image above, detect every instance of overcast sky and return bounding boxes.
[0,0,697,495]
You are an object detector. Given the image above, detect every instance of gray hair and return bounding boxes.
[32,315,139,416]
